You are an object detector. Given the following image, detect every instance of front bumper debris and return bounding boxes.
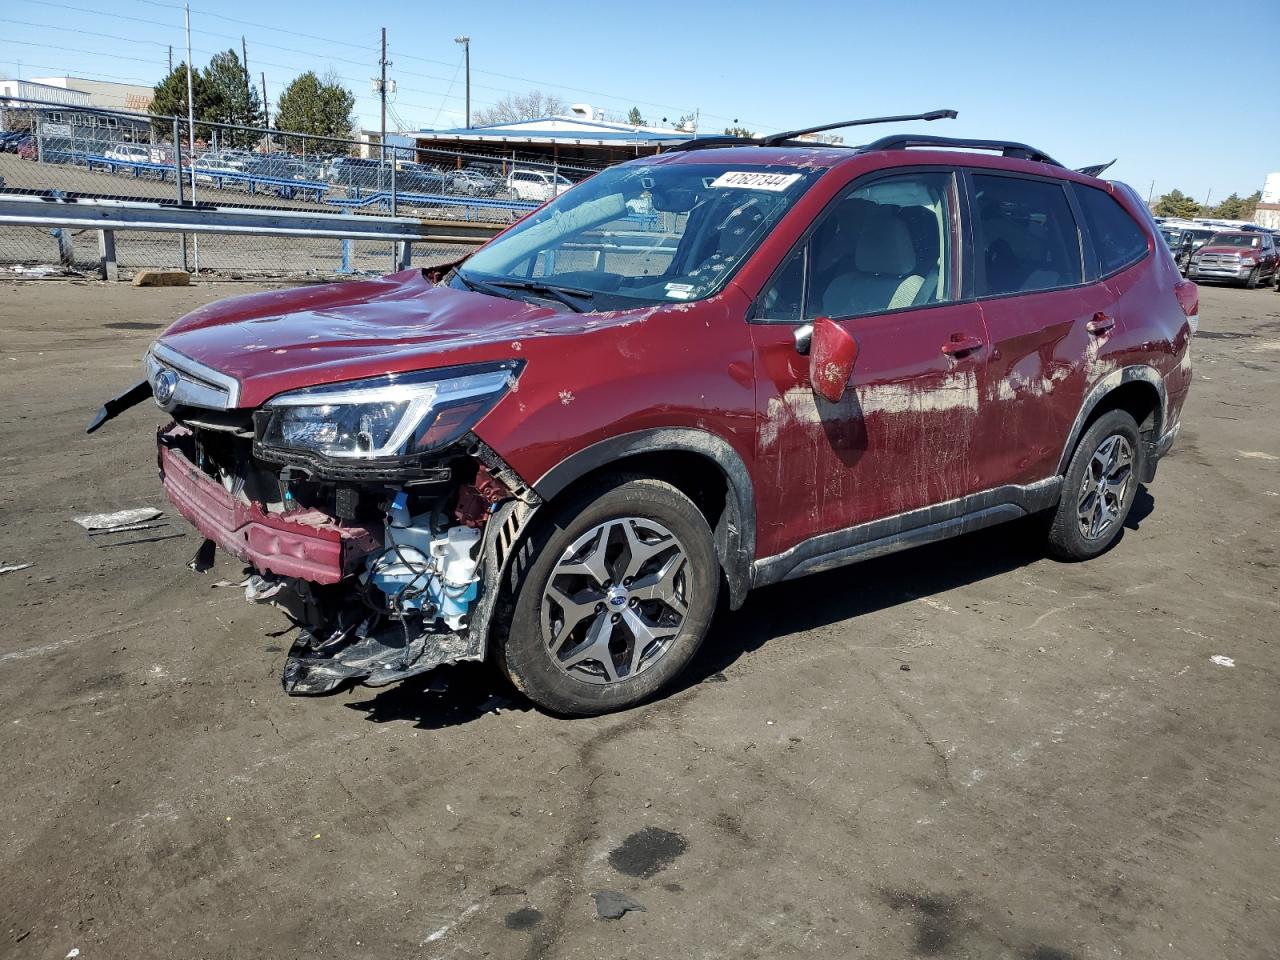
[282,619,481,694]
[158,423,379,584]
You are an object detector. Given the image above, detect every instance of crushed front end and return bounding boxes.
[149,357,538,695]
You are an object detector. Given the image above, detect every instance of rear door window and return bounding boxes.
[970,174,1083,296]
[1073,184,1149,276]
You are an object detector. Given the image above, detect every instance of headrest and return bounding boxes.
[855,209,916,275]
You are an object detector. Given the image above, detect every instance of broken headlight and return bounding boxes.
[259,363,518,460]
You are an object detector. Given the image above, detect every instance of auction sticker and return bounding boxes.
[710,171,802,192]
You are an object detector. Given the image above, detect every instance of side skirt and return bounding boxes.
[751,477,1062,588]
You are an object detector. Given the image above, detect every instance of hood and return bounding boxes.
[1198,241,1256,256]
[154,269,631,408]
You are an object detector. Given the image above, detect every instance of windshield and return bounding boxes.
[456,161,821,310]
[1207,233,1260,248]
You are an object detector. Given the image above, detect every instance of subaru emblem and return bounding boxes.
[153,369,179,407]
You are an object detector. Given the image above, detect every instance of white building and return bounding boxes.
[28,76,153,112]
[1253,172,1280,229]
[0,78,90,109]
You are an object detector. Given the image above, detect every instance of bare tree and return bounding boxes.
[471,90,567,126]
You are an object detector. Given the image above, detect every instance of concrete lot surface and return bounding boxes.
[0,280,1277,960]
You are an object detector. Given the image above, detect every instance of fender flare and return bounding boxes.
[533,428,756,609]
[1056,364,1167,475]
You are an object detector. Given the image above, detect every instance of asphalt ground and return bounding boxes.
[0,279,1277,960]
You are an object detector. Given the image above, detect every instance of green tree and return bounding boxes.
[1220,190,1265,222]
[1153,189,1201,219]
[274,71,356,152]
[626,106,644,126]
[204,49,264,147]
[1209,192,1248,221]
[150,63,215,139]
[723,125,755,138]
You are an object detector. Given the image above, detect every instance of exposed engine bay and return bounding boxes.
[156,413,538,695]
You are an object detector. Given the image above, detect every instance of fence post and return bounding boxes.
[395,241,411,270]
[98,229,118,281]
[51,229,74,269]
[173,117,187,272]
[338,239,352,275]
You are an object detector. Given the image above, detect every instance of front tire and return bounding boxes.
[496,475,718,715]
[1246,267,1260,289]
[1047,410,1141,561]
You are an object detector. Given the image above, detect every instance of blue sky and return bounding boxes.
[2,0,1271,202]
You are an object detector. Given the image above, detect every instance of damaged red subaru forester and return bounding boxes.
[90,111,1197,715]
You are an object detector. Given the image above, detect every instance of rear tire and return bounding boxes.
[1047,410,1142,561]
[496,475,718,716]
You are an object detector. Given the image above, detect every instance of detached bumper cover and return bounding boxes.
[157,424,379,583]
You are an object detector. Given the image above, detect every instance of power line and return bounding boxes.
[7,1,778,131]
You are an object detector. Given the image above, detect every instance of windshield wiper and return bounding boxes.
[453,270,594,313]
[483,278,595,313]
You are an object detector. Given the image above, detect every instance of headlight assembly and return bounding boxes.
[258,362,519,461]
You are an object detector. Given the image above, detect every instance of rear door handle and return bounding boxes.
[941,334,984,357]
[1086,313,1115,335]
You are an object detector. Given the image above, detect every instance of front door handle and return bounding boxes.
[941,334,984,357]
[1086,313,1115,335]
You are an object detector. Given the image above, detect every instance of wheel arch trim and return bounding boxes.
[1056,364,1167,475]
[531,428,756,609]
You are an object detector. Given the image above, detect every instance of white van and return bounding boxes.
[506,168,573,202]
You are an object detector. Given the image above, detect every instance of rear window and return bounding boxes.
[971,174,1083,296]
[1074,185,1148,276]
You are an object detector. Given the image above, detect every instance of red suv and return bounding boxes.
[91,112,1197,715]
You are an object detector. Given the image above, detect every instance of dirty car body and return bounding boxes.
[92,120,1196,714]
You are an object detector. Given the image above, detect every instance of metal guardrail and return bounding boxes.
[0,193,503,280]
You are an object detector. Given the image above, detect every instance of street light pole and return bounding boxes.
[454,36,470,128]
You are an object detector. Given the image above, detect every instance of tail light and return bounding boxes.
[1174,279,1199,335]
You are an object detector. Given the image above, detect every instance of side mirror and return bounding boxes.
[809,316,858,402]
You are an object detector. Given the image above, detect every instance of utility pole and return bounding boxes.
[379,27,389,162]
[261,71,270,153]
[1204,188,1212,209]
[455,36,470,128]
[168,46,173,73]
[184,1,198,270]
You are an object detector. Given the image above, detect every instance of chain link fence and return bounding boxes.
[0,97,606,278]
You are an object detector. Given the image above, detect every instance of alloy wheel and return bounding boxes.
[540,517,690,684]
[1076,434,1134,541]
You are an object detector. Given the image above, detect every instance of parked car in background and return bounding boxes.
[507,168,573,201]
[92,115,1197,715]
[105,144,151,164]
[326,157,389,189]
[0,130,34,154]
[450,168,499,196]
[1187,230,1279,287]
[395,162,449,194]
[193,157,242,184]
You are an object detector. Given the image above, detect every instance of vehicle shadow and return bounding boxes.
[344,662,532,730]
[344,489,1156,727]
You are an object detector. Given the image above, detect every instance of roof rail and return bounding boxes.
[663,108,958,154]
[858,134,1062,167]
[662,135,756,154]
